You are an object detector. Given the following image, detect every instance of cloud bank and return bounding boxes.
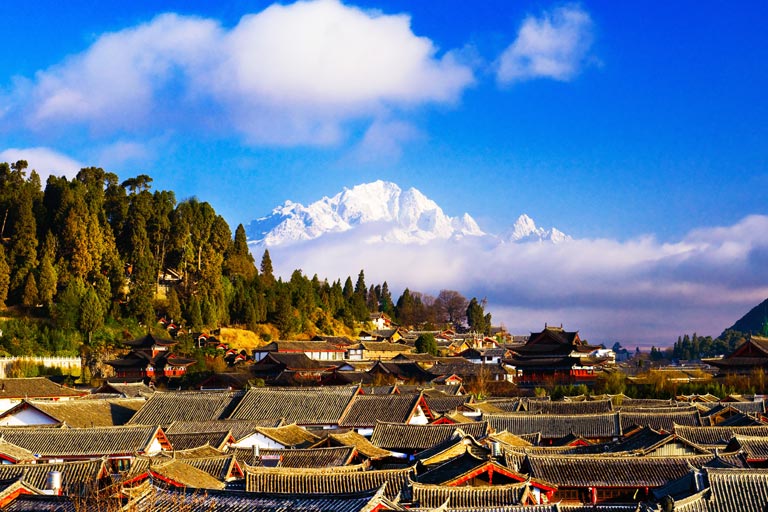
[0,147,83,181]
[5,0,473,146]
[497,4,594,84]
[261,215,768,345]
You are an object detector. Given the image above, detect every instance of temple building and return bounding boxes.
[504,325,610,387]
[704,334,768,377]
[106,333,196,382]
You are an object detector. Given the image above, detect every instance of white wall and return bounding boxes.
[0,407,59,426]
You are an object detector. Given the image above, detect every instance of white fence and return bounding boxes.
[0,356,81,379]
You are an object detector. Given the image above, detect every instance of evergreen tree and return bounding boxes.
[415,333,438,355]
[466,297,489,335]
[354,270,367,300]
[366,284,378,312]
[260,249,274,284]
[395,288,415,325]
[61,196,93,279]
[8,185,39,299]
[225,224,257,280]
[166,287,182,323]
[379,282,394,316]
[343,277,354,299]
[37,252,57,307]
[0,245,9,307]
[54,278,85,331]
[21,272,38,308]
[201,297,217,327]
[272,287,298,338]
[186,295,203,331]
[79,287,104,344]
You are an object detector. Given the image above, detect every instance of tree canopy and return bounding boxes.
[0,160,496,359]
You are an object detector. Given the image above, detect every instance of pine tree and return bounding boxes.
[260,249,274,284]
[366,284,378,312]
[354,270,367,300]
[415,333,438,355]
[186,295,203,330]
[0,245,9,307]
[21,272,38,308]
[395,288,415,326]
[53,279,85,331]
[79,287,104,345]
[467,297,488,334]
[166,287,182,323]
[8,189,39,299]
[62,197,93,279]
[343,277,354,299]
[225,224,256,280]
[37,252,57,308]
[272,288,297,338]
[379,281,394,316]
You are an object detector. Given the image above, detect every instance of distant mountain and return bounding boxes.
[722,297,768,336]
[245,180,484,246]
[245,180,568,247]
[501,214,571,244]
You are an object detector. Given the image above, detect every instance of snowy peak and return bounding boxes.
[503,214,571,244]
[246,180,486,246]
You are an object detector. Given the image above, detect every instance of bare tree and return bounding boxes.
[434,290,468,329]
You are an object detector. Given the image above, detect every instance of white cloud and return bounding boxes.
[260,215,768,345]
[9,0,473,145]
[0,147,83,181]
[26,13,220,131]
[497,4,594,84]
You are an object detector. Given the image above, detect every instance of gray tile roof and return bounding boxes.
[252,423,320,448]
[0,378,86,399]
[486,413,621,439]
[127,390,245,426]
[123,484,395,512]
[410,479,530,508]
[165,430,231,451]
[370,421,489,451]
[245,465,414,500]
[179,454,241,481]
[164,418,282,441]
[322,430,394,460]
[524,453,717,488]
[525,399,613,414]
[702,467,768,512]
[235,446,356,468]
[619,409,702,431]
[339,394,421,427]
[724,434,768,460]
[228,386,359,425]
[12,398,146,427]
[0,425,163,458]
[422,394,472,414]
[674,425,768,447]
[1,495,77,512]
[0,458,106,491]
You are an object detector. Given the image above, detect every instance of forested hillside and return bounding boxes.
[0,160,491,361]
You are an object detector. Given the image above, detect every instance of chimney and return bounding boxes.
[44,470,62,495]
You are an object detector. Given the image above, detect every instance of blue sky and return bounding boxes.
[2,1,767,342]
[3,0,766,239]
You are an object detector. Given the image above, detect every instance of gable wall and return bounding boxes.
[0,407,58,427]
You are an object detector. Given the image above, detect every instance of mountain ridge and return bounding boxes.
[245,180,568,246]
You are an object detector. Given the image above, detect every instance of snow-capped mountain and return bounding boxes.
[246,180,484,246]
[501,214,571,244]
[245,181,570,247]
